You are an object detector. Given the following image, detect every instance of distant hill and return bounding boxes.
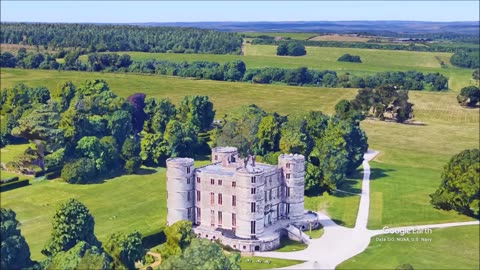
[132,21,479,35]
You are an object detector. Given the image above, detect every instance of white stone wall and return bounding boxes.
[278,154,305,220]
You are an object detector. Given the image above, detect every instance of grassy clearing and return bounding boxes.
[275,238,307,252]
[238,256,304,269]
[338,225,480,269]
[367,162,476,229]
[304,226,324,239]
[77,44,474,91]
[0,143,35,164]
[308,34,373,42]
[305,169,362,228]
[0,166,168,261]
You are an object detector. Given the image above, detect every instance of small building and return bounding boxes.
[166,146,319,252]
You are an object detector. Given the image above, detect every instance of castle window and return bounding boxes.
[251,202,256,213]
[232,181,236,188]
[276,204,279,219]
[232,195,236,206]
[187,177,191,184]
[187,208,192,219]
[210,210,215,227]
[210,179,215,185]
[196,207,201,224]
[218,211,222,227]
[286,163,291,169]
[210,192,215,205]
[187,191,191,201]
[218,179,222,186]
[251,176,256,183]
[232,213,236,228]
[264,191,267,202]
[187,167,191,173]
[196,177,201,183]
[287,187,291,197]
[196,190,201,202]
[286,203,290,214]
[251,188,256,194]
[215,155,218,161]
[251,221,256,234]
[218,193,223,205]
[286,173,291,179]
[269,190,272,200]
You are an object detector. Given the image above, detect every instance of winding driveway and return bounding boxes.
[255,150,480,269]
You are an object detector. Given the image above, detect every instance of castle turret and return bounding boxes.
[166,157,195,225]
[278,154,305,220]
[211,146,238,166]
[233,167,265,239]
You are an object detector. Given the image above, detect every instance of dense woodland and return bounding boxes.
[0,50,449,91]
[450,51,480,68]
[0,23,243,54]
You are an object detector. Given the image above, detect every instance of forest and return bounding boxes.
[0,23,243,54]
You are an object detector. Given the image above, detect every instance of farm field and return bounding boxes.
[239,32,318,40]
[338,226,480,269]
[1,68,478,265]
[77,44,475,91]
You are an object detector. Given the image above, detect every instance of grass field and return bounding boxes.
[1,68,478,266]
[338,225,480,269]
[77,44,475,91]
[367,162,476,229]
[276,238,308,252]
[238,256,304,269]
[308,34,373,42]
[240,32,318,40]
[304,226,324,239]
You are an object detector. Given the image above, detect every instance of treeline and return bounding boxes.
[0,80,215,184]
[450,51,480,68]
[251,37,479,53]
[0,23,243,54]
[213,104,368,194]
[0,50,449,91]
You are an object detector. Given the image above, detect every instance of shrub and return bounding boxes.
[60,158,97,184]
[337,54,362,63]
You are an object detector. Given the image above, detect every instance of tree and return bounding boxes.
[159,238,240,270]
[122,137,142,172]
[430,149,479,218]
[140,133,169,166]
[0,208,33,269]
[334,99,364,122]
[287,42,306,56]
[44,241,110,270]
[177,95,215,132]
[127,93,147,135]
[223,60,246,81]
[0,52,17,67]
[473,69,479,81]
[337,54,362,63]
[164,120,198,157]
[159,220,195,260]
[457,86,480,107]
[42,199,101,256]
[396,263,414,270]
[276,42,288,56]
[103,231,145,269]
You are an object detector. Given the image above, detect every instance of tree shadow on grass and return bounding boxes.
[136,168,158,175]
[369,167,395,181]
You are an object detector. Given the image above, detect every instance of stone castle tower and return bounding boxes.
[166,157,195,225]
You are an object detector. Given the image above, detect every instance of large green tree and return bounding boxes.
[44,241,110,270]
[42,199,101,256]
[177,95,215,132]
[159,220,195,260]
[0,208,33,269]
[457,86,480,107]
[430,149,480,218]
[159,238,240,270]
[103,231,145,269]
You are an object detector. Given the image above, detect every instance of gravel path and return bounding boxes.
[255,150,479,269]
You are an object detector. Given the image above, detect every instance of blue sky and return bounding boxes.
[1,1,479,23]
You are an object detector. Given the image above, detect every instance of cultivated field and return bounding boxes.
[77,44,474,91]
[1,68,478,266]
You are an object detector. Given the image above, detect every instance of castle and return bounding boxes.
[166,146,319,252]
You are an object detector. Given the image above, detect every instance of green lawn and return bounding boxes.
[0,167,168,261]
[275,238,307,252]
[338,225,480,269]
[78,44,475,91]
[238,256,304,269]
[305,169,363,228]
[0,143,35,164]
[367,162,477,229]
[304,226,324,239]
